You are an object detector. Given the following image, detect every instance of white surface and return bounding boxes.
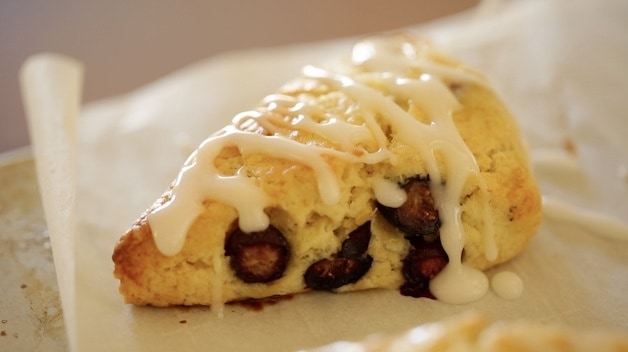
[24,1,628,351]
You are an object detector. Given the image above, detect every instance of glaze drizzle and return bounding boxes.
[147,35,496,304]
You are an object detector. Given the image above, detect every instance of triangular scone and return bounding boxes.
[112,34,542,307]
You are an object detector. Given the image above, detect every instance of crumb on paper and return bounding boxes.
[563,138,576,154]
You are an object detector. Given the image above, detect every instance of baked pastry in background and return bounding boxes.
[301,312,628,352]
[112,33,542,308]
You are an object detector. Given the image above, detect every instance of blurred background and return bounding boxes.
[0,0,478,153]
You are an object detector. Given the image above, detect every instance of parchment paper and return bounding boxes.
[25,0,628,351]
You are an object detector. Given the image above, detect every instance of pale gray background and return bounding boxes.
[0,1,478,152]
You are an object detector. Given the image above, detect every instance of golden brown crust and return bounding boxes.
[451,84,542,269]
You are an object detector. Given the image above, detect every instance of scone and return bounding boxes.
[112,33,542,307]
[302,312,628,352]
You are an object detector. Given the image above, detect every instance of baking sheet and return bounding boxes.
[24,0,628,351]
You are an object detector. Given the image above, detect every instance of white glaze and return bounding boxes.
[430,263,489,304]
[490,271,524,300]
[373,177,407,208]
[147,35,497,304]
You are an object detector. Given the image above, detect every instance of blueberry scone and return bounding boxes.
[303,312,628,352]
[112,34,542,307]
